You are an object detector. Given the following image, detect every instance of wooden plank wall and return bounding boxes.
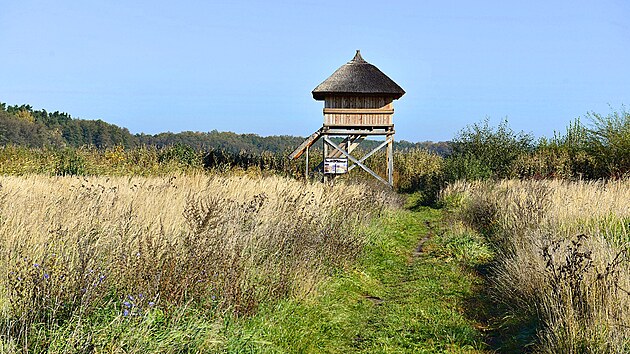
[323,96,394,126]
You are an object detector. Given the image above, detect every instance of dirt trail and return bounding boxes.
[413,220,435,257]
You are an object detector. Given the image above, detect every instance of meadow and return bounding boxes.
[0,108,628,352]
[442,179,630,352]
[0,174,394,352]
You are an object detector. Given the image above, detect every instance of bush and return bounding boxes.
[444,154,493,181]
[55,148,87,176]
[158,144,201,167]
[585,108,630,178]
[519,109,630,180]
[447,118,534,180]
[513,145,597,180]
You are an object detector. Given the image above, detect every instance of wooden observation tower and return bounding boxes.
[289,50,405,187]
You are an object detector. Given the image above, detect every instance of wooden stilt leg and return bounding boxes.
[305,146,309,180]
[387,133,394,187]
[323,136,328,184]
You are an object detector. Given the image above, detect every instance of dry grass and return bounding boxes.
[0,173,395,351]
[442,179,630,352]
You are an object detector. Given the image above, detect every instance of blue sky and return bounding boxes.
[1,0,629,142]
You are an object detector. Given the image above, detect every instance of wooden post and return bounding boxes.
[305,145,309,180]
[387,133,394,187]
[323,135,328,184]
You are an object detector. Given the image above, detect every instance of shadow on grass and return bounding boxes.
[462,262,540,353]
[403,191,442,212]
[402,198,541,352]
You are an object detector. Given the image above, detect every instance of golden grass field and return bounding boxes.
[2,169,629,352]
[0,173,394,351]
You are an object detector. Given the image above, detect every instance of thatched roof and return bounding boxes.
[312,50,405,101]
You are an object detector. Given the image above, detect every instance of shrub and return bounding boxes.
[447,118,534,180]
[585,108,630,178]
[520,109,630,180]
[158,143,201,167]
[54,148,87,176]
[444,154,493,181]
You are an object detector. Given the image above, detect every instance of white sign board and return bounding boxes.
[324,158,348,174]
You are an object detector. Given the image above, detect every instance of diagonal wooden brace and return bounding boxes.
[347,137,393,172]
[323,136,391,187]
[328,135,365,158]
[289,128,323,160]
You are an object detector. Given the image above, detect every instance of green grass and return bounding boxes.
[3,206,495,353]
[221,207,493,353]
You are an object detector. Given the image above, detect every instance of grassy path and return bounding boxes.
[224,207,494,353]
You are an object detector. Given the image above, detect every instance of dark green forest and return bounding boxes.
[0,102,450,155]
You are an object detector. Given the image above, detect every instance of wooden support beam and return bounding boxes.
[328,136,351,159]
[289,125,395,188]
[387,133,394,186]
[323,128,394,136]
[347,135,366,154]
[305,145,309,180]
[329,135,365,158]
[323,137,328,183]
[323,136,391,187]
[347,137,392,172]
[289,128,323,160]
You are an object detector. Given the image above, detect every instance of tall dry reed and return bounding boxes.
[442,179,630,352]
[0,173,395,351]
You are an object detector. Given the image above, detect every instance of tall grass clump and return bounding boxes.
[393,148,444,204]
[515,119,596,179]
[518,108,630,180]
[442,179,630,352]
[0,174,394,352]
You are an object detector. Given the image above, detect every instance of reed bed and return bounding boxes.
[442,179,630,352]
[0,174,395,352]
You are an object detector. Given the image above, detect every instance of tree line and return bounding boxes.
[0,102,450,155]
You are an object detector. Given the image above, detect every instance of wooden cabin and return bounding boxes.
[312,50,405,129]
